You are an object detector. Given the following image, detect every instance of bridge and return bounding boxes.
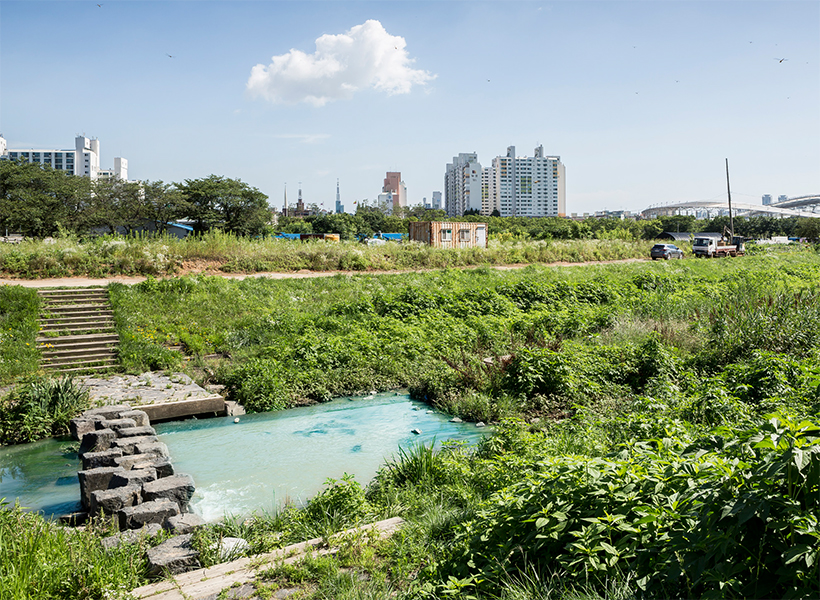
[641,194,820,220]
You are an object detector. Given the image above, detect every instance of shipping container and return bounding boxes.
[408,222,488,249]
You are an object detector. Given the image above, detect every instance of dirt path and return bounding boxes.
[0,258,647,288]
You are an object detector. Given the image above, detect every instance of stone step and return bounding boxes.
[37,332,120,344]
[41,308,114,318]
[38,287,107,294]
[43,356,118,370]
[40,315,114,326]
[42,350,117,365]
[48,363,118,374]
[38,324,116,335]
[41,345,118,358]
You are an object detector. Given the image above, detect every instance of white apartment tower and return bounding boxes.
[444,153,483,216]
[484,145,566,217]
[0,135,127,180]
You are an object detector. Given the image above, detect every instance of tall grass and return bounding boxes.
[0,232,653,278]
[0,286,39,382]
[0,501,150,599]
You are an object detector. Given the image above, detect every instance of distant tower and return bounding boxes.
[297,183,305,212]
[283,183,289,215]
[335,179,344,214]
[762,194,772,205]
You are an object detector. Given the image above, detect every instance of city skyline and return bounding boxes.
[1,1,817,214]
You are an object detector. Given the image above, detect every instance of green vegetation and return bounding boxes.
[0,286,39,382]
[2,251,820,598]
[0,377,91,445]
[0,499,154,600]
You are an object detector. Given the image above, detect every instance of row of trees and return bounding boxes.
[2,159,818,241]
[279,210,820,242]
[0,160,270,238]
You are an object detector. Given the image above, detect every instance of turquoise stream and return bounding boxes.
[0,393,486,521]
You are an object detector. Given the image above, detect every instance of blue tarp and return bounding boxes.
[275,233,302,240]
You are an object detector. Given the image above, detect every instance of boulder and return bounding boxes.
[119,498,180,530]
[78,466,126,509]
[97,418,137,433]
[163,513,206,535]
[100,523,162,551]
[135,441,169,458]
[146,533,200,578]
[110,435,159,455]
[81,448,124,470]
[142,474,195,510]
[69,415,104,441]
[109,467,157,489]
[150,458,174,479]
[82,405,132,421]
[79,429,118,456]
[118,409,150,427]
[117,425,157,438]
[90,484,142,516]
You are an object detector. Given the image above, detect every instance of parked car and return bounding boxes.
[651,243,684,260]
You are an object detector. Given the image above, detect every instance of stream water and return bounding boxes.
[0,393,486,521]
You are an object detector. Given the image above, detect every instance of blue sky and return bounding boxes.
[1,0,818,214]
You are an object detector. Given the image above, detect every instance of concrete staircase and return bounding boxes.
[37,288,119,374]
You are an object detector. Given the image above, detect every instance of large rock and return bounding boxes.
[100,523,162,551]
[119,498,180,530]
[82,405,132,421]
[79,429,118,456]
[109,467,157,489]
[146,533,200,578]
[118,409,150,427]
[110,435,159,455]
[90,484,142,516]
[163,513,206,535]
[135,441,169,458]
[81,448,124,470]
[117,425,156,438]
[69,415,104,441]
[142,474,195,510]
[78,466,126,509]
[149,457,174,479]
[97,418,137,433]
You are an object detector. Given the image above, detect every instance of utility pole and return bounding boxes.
[725,158,734,239]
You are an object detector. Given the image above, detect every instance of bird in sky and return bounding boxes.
[96,3,102,6]
[775,58,788,63]
[167,54,174,58]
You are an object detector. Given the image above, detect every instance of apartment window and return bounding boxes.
[441,229,452,242]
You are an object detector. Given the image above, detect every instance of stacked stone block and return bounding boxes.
[71,404,196,531]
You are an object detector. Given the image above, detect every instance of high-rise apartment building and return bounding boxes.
[432,191,442,210]
[444,153,482,217]
[382,171,407,213]
[0,135,127,180]
[483,145,565,217]
[762,194,772,205]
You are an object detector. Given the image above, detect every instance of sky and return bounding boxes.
[1,0,818,215]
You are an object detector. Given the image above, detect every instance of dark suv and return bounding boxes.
[651,244,684,260]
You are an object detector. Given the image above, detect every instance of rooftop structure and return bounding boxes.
[0,135,127,180]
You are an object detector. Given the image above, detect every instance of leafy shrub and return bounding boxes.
[221,358,289,412]
[437,414,820,599]
[303,473,371,529]
[0,377,90,444]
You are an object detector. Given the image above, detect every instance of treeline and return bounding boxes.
[2,159,818,242]
[282,209,820,241]
[0,160,270,238]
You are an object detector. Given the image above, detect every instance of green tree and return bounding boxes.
[142,180,190,234]
[0,159,87,237]
[178,175,271,235]
[88,177,145,234]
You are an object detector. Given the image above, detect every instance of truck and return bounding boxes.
[692,235,745,258]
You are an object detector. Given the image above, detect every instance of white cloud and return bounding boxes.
[247,20,435,106]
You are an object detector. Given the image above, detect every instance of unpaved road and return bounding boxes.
[0,258,647,288]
